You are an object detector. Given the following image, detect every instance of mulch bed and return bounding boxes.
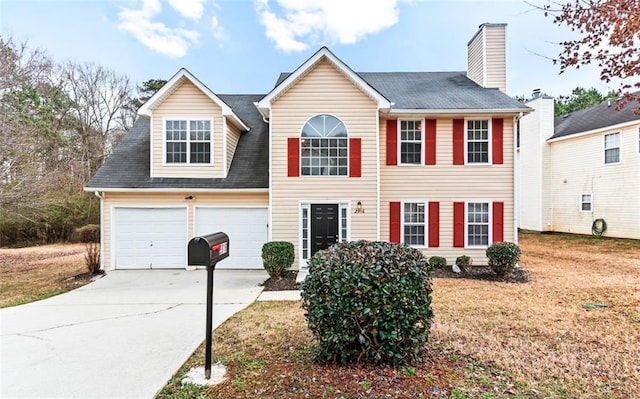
[262,270,300,291]
[262,267,528,292]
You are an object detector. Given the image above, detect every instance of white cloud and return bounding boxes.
[118,0,200,58]
[255,0,401,52]
[167,0,206,21]
[211,16,226,42]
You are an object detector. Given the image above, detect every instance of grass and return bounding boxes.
[0,243,92,308]
[158,232,640,398]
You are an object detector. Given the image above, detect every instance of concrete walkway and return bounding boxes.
[0,269,267,399]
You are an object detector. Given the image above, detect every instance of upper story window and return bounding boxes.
[399,120,423,164]
[604,132,620,164]
[301,114,348,176]
[467,119,490,164]
[165,119,212,164]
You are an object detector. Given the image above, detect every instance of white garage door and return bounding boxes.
[114,207,187,269]
[194,207,268,269]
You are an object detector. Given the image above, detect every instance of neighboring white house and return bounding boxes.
[518,94,640,239]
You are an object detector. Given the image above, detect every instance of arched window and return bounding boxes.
[301,114,348,176]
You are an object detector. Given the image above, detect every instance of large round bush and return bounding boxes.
[301,240,433,365]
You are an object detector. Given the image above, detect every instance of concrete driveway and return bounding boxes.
[0,269,267,399]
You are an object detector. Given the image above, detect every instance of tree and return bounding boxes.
[61,62,136,175]
[130,78,167,110]
[543,0,640,112]
[554,86,617,115]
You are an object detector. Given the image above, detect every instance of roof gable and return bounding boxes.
[138,68,249,131]
[257,47,392,117]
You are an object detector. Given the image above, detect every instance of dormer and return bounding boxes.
[139,68,249,179]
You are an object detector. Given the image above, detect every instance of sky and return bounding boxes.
[0,0,618,99]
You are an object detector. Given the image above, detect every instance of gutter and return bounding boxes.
[93,191,105,271]
[83,187,269,193]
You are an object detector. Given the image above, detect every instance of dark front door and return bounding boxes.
[311,204,339,255]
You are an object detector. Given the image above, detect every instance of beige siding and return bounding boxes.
[484,26,506,93]
[226,122,241,172]
[102,192,268,270]
[467,30,484,88]
[380,117,516,265]
[270,60,379,268]
[548,124,640,239]
[152,81,225,178]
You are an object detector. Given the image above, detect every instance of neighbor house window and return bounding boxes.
[165,119,212,164]
[581,194,593,212]
[467,119,490,164]
[403,202,426,246]
[399,120,423,164]
[301,114,348,176]
[604,132,620,164]
[467,202,489,247]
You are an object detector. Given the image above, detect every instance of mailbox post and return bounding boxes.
[188,232,229,379]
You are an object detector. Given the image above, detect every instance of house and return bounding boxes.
[518,93,640,239]
[85,23,530,275]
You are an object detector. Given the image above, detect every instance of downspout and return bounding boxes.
[94,191,105,271]
[513,112,523,244]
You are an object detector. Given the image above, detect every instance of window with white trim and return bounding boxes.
[403,202,426,246]
[399,120,422,164]
[301,207,309,260]
[165,119,212,164]
[467,119,489,164]
[604,132,620,164]
[301,115,348,176]
[581,194,592,212]
[467,202,489,247]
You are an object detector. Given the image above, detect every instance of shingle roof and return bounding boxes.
[276,71,529,111]
[85,94,268,190]
[552,94,640,139]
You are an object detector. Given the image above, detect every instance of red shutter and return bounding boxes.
[493,201,504,243]
[389,202,401,243]
[349,138,361,177]
[428,201,439,247]
[453,202,465,247]
[425,119,437,165]
[287,137,299,177]
[492,118,503,165]
[386,119,397,165]
[453,119,465,165]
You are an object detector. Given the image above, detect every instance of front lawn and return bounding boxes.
[0,243,92,307]
[158,232,640,398]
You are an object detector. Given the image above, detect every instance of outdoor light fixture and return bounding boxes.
[355,201,364,213]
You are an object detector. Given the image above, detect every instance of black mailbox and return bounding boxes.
[188,232,229,267]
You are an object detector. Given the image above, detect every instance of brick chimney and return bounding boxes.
[467,23,507,93]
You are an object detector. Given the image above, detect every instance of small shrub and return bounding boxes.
[261,241,294,278]
[455,255,472,273]
[428,256,447,269]
[486,242,521,276]
[71,224,100,243]
[301,240,433,365]
[85,242,101,274]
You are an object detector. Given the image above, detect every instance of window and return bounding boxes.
[467,202,489,247]
[165,119,212,164]
[403,202,426,246]
[581,194,592,212]
[301,207,309,260]
[301,115,348,176]
[604,132,620,164]
[399,120,422,164]
[467,119,489,163]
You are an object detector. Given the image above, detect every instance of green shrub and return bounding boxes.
[428,256,447,269]
[455,255,472,273]
[71,224,100,243]
[301,240,433,365]
[261,241,294,278]
[486,242,521,276]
